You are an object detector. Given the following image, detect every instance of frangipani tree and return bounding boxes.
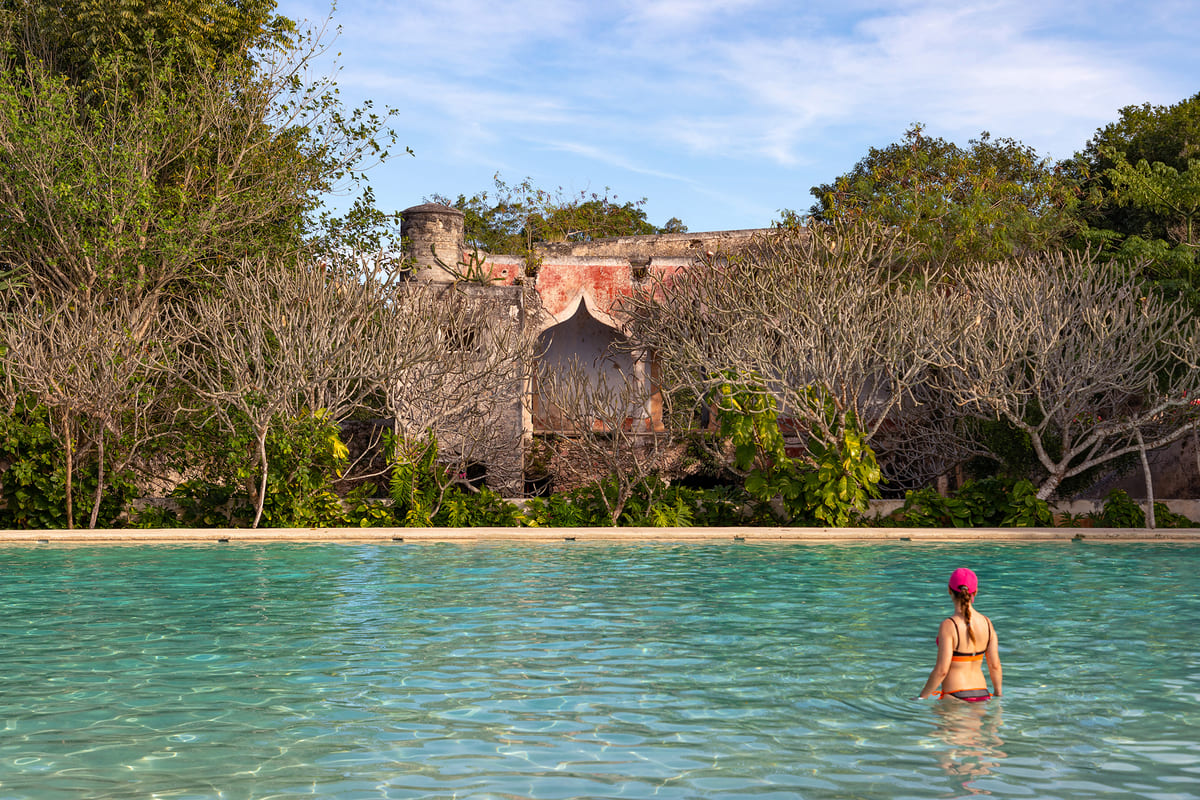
[533,353,672,525]
[1,287,176,528]
[178,256,407,528]
[937,251,1200,501]
[623,221,948,522]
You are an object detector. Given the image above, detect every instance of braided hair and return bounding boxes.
[952,584,975,647]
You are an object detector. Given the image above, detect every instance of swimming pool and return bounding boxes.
[0,542,1196,799]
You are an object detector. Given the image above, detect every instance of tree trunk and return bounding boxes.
[89,431,105,529]
[1193,423,1199,480]
[1036,472,1062,502]
[253,428,269,529]
[61,411,74,530]
[1136,429,1155,530]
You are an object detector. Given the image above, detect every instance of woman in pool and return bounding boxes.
[918,567,1002,702]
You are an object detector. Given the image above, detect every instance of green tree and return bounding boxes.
[1073,92,1200,241]
[808,124,1079,265]
[0,2,405,526]
[0,1,401,308]
[5,0,294,86]
[430,174,683,255]
[1106,156,1200,249]
[1070,94,1200,303]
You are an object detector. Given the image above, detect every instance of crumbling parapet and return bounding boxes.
[535,228,760,261]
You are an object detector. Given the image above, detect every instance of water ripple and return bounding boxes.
[0,542,1195,799]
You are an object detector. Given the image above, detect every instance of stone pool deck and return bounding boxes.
[1,527,1199,543]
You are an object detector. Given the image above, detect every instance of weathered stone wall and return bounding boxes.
[535,228,761,261]
[444,283,527,495]
[337,279,528,497]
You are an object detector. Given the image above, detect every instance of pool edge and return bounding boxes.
[2,527,1199,543]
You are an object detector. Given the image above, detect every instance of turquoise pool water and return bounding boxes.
[0,542,1196,799]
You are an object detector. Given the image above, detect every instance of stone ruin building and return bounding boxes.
[400,202,766,495]
[399,202,1200,506]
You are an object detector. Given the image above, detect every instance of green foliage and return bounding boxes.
[257,409,349,528]
[387,433,525,527]
[0,1,404,308]
[1099,489,1145,528]
[896,477,1052,528]
[1106,156,1200,244]
[429,174,683,263]
[433,486,524,528]
[1001,479,1054,527]
[169,409,359,528]
[340,484,395,528]
[129,503,185,529]
[1152,502,1196,529]
[809,124,1078,264]
[714,380,881,526]
[170,478,251,528]
[1074,92,1200,240]
[1073,93,1200,307]
[0,400,70,529]
[645,493,695,527]
[899,477,1013,528]
[388,434,445,527]
[521,491,601,527]
[1092,499,1200,530]
[0,397,136,528]
[521,478,752,528]
[8,0,295,89]
[801,420,882,527]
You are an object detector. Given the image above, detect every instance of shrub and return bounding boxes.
[1099,490,1145,528]
[894,477,1052,528]
[0,398,136,529]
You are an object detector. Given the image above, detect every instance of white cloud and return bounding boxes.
[539,140,693,183]
[275,0,1200,229]
[672,0,1157,161]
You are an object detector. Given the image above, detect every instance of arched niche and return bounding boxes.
[533,302,644,433]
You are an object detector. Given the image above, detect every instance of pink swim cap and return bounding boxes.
[948,567,978,594]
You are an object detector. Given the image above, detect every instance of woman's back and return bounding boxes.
[918,567,1002,702]
[941,611,992,693]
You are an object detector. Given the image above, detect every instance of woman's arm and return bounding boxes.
[985,618,1002,697]
[917,618,955,699]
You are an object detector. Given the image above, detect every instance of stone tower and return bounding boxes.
[401,203,465,282]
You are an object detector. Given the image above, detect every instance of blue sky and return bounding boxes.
[275,0,1200,234]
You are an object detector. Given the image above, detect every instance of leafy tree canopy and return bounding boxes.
[430,174,686,255]
[807,124,1079,265]
[0,1,402,303]
[1076,92,1200,180]
[1070,93,1200,303]
[4,0,295,84]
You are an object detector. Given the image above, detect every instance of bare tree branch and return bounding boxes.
[937,251,1200,499]
[176,256,407,527]
[535,352,673,524]
[1,288,176,527]
[622,220,949,477]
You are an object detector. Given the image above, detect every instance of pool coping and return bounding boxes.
[2,527,1199,543]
